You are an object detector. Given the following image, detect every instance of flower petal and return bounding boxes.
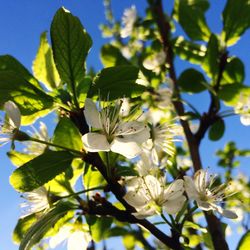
[197,200,212,211]
[4,101,21,128]
[82,133,110,152]
[163,195,186,214]
[164,179,184,201]
[133,206,156,219]
[144,175,161,200]
[184,176,199,200]
[124,190,149,209]
[68,231,91,250]
[110,138,141,158]
[84,98,102,129]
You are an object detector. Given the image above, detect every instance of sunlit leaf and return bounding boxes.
[237,230,250,250]
[0,71,54,125]
[222,0,250,46]
[88,66,147,100]
[19,201,75,250]
[7,151,37,167]
[51,7,92,94]
[33,32,60,91]
[173,0,211,41]
[10,150,75,192]
[53,117,82,151]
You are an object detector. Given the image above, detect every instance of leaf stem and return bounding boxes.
[29,137,84,156]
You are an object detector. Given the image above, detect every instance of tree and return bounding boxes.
[0,0,250,249]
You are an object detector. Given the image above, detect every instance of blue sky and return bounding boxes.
[0,1,249,249]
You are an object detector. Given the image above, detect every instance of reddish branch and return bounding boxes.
[150,1,229,250]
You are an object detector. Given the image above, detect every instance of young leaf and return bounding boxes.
[222,57,245,84]
[33,32,60,91]
[172,36,206,64]
[10,150,75,192]
[173,0,211,41]
[0,71,54,125]
[13,213,37,244]
[7,151,37,167]
[19,201,75,250]
[53,117,82,151]
[101,44,130,67]
[237,230,250,250]
[88,65,147,100]
[208,119,225,141]
[177,68,207,93]
[87,215,113,242]
[51,7,92,94]
[0,55,41,89]
[222,0,250,46]
[202,34,219,79]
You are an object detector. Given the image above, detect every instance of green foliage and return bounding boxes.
[172,36,206,64]
[10,150,75,192]
[101,44,130,67]
[237,231,250,250]
[7,151,36,167]
[84,164,106,189]
[0,71,53,124]
[86,215,113,242]
[202,34,219,79]
[173,0,211,41]
[88,65,147,100]
[33,32,60,91]
[208,118,225,141]
[19,201,75,250]
[177,68,207,93]
[0,55,41,89]
[222,57,245,84]
[222,0,250,46]
[51,7,92,100]
[13,213,37,244]
[53,117,82,151]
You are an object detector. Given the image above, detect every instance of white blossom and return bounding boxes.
[120,5,137,38]
[143,51,166,74]
[184,169,238,219]
[82,98,150,159]
[0,101,21,146]
[49,225,91,250]
[20,186,50,217]
[124,175,186,219]
[143,119,182,165]
[234,95,250,126]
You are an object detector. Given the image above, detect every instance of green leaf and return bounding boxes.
[202,34,219,79]
[177,68,207,93]
[237,230,250,250]
[88,66,147,100]
[53,117,82,151]
[13,214,37,244]
[10,150,75,192]
[33,32,60,91]
[0,71,54,125]
[218,83,245,105]
[101,44,130,67]
[19,201,74,250]
[51,7,92,93]
[173,0,211,41]
[184,221,207,233]
[172,36,206,64]
[223,57,245,84]
[7,151,37,167]
[208,119,225,141]
[76,76,92,108]
[0,55,41,89]
[87,215,113,242]
[84,163,106,189]
[222,0,250,46]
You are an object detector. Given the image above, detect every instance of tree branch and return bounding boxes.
[150,1,229,250]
